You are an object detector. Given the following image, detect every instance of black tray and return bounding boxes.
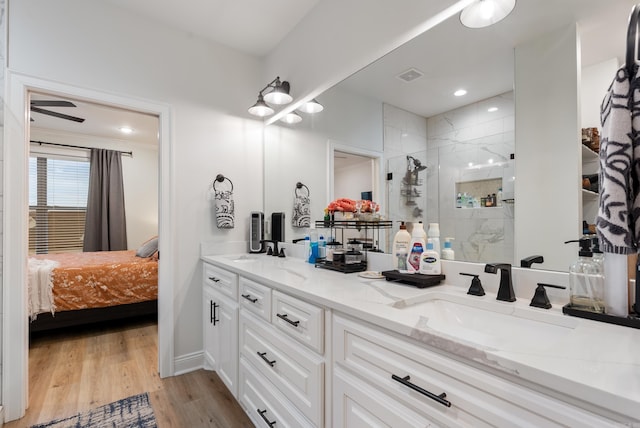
[381,270,445,288]
[315,259,367,273]
[562,304,640,329]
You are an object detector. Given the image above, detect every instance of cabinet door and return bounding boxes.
[203,285,239,397]
[333,366,436,428]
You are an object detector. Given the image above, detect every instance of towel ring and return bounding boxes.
[295,182,310,197]
[626,4,640,77]
[213,174,234,192]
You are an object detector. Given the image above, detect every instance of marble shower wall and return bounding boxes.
[383,94,514,262]
[427,92,515,263]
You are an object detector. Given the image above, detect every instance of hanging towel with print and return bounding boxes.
[596,66,640,253]
[292,183,310,228]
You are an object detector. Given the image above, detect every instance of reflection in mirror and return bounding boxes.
[263,1,633,272]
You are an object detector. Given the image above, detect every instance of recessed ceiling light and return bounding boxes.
[488,158,494,164]
[468,162,473,167]
[488,107,499,112]
[460,0,516,29]
[454,89,467,97]
[119,126,133,134]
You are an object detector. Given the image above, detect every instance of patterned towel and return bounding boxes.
[28,258,59,320]
[596,67,640,254]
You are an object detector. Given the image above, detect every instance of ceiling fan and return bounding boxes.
[30,100,85,123]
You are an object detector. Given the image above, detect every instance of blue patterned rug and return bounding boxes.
[31,392,157,428]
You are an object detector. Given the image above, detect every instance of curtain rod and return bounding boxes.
[29,140,133,157]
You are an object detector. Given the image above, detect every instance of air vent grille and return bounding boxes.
[396,68,424,83]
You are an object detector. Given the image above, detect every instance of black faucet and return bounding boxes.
[260,239,281,257]
[520,255,544,268]
[484,263,516,302]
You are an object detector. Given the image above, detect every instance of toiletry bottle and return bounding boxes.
[441,237,455,260]
[419,240,441,275]
[392,221,412,272]
[485,194,493,207]
[407,222,426,273]
[304,235,310,260]
[566,239,605,313]
[497,187,503,207]
[427,222,440,256]
[491,193,497,207]
[318,235,327,259]
[308,227,318,263]
[456,193,462,208]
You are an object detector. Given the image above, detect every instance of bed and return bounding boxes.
[28,249,158,332]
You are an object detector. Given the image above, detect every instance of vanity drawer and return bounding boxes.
[272,290,324,353]
[333,314,620,428]
[239,277,271,321]
[240,311,324,427]
[239,357,314,428]
[203,263,238,300]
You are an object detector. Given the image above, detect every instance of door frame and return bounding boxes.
[3,71,176,421]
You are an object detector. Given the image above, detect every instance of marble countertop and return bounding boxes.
[202,253,640,421]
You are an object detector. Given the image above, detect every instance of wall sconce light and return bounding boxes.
[299,98,324,114]
[280,111,302,124]
[248,76,292,118]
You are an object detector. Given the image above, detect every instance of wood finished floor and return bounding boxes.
[6,316,253,427]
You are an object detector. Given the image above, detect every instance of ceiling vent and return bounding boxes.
[396,68,424,83]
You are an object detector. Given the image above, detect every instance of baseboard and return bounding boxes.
[173,351,204,376]
[0,405,5,427]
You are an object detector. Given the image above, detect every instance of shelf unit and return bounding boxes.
[581,144,599,229]
[314,219,392,273]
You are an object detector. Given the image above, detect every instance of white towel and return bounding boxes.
[597,67,639,253]
[27,258,59,320]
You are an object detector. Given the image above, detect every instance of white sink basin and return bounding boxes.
[392,290,577,350]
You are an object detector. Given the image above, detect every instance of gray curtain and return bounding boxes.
[83,148,128,251]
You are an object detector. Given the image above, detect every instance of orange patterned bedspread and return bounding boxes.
[32,250,158,312]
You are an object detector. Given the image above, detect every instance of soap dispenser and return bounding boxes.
[565,239,605,313]
[392,221,412,272]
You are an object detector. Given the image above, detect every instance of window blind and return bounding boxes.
[29,155,90,254]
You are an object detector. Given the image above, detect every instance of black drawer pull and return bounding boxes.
[257,351,276,367]
[392,374,451,408]
[257,409,276,427]
[211,301,219,326]
[242,294,258,303]
[276,313,300,327]
[208,276,220,283]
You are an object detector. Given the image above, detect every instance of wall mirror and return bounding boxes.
[263,0,631,272]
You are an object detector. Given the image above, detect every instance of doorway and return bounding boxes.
[328,142,384,250]
[3,72,175,421]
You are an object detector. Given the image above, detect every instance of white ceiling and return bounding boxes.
[30,0,638,143]
[337,0,637,118]
[102,0,321,57]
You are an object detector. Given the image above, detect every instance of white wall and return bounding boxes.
[581,58,619,128]
[515,25,581,272]
[8,0,263,381]
[334,159,373,200]
[263,86,383,242]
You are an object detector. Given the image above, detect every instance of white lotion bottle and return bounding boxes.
[407,222,426,274]
[427,222,440,256]
[419,240,441,275]
[392,221,411,272]
[441,237,455,260]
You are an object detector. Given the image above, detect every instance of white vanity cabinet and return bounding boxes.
[237,284,326,428]
[202,263,239,397]
[332,314,622,428]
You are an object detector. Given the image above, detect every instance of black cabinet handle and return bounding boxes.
[276,313,300,327]
[242,294,258,303]
[211,301,219,326]
[392,374,451,408]
[257,409,276,427]
[257,351,276,367]
[208,276,220,283]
